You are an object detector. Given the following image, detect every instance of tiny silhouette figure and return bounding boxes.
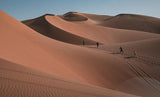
[83,40,85,46]
[96,42,99,48]
[120,47,123,54]
[134,50,137,57]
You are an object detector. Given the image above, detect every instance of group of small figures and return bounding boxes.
[120,47,137,57]
[82,40,137,57]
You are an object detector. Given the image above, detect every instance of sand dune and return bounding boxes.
[0,10,137,89]
[1,10,160,97]
[23,12,159,45]
[22,14,96,45]
[100,14,160,34]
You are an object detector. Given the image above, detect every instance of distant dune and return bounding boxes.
[1,10,160,97]
[100,14,160,34]
[82,13,112,21]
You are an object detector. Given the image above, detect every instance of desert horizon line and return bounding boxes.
[1,10,159,21]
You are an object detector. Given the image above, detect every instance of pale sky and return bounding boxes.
[0,0,160,20]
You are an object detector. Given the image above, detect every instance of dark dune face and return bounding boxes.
[100,14,160,34]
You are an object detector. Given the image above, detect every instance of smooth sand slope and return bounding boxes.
[0,58,140,97]
[1,10,160,97]
[100,14,160,34]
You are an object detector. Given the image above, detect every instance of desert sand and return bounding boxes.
[0,10,160,97]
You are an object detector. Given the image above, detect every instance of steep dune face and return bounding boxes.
[100,14,160,34]
[0,58,139,97]
[22,14,96,45]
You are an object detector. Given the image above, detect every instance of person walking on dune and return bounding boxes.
[83,40,85,46]
[134,50,137,57]
[120,47,123,54]
[96,42,99,48]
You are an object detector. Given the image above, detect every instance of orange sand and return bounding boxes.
[0,10,160,97]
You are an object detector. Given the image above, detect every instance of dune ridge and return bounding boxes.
[22,14,96,45]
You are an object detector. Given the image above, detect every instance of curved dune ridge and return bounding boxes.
[1,10,160,97]
[22,14,96,45]
[100,14,160,34]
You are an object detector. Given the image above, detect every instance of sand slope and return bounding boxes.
[0,58,139,97]
[99,38,160,97]
[1,10,160,97]
[0,11,137,87]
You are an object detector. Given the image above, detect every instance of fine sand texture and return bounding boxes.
[0,58,139,97]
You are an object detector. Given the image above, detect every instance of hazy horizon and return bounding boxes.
[0,0,160,20]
